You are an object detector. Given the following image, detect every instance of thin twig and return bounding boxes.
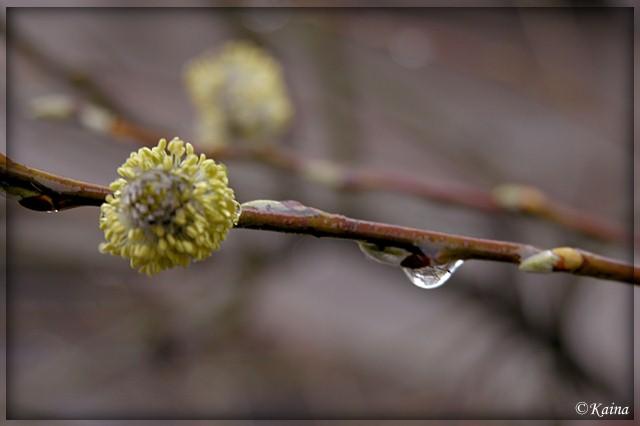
[31,95,627,243]
[0,153,109,210]
[2,153,636,285]
[9,24,626,243]
[3,19,121,112]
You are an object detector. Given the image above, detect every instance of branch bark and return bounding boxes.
[2,153,636,285]
[33,98,627,243]
[11,26,626,244]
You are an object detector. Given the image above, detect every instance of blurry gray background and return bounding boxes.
[1,4,636,421]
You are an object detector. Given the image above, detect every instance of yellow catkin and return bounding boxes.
[184,41,293,145]
[99,137,240,275]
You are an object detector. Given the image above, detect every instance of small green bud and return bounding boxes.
[519,250,559,273]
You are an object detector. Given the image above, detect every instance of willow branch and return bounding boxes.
[30,95,627,243]
[2,153,636,285]
[10,25,627,242]
[10,25,624,243]
[0,153,110,210]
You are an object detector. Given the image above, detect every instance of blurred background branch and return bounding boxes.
[29,92,630,244]
[11,22,629,244]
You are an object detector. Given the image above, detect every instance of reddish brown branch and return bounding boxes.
[38,100,625,243]
[1,153,636,285]
[237,200,635,284]
[11,25,626,243]
[0,153,110,211]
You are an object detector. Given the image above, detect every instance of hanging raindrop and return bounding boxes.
[18,195,59,212]
[358,241,463,290]
[402,259,464,289]
[358,241,411,267]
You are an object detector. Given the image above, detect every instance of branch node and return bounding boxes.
[551,247,584,271]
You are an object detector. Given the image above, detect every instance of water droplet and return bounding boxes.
[358,241,463,289]
[358,241,411,267]
[403,259,464,289]
[18,195,58,212]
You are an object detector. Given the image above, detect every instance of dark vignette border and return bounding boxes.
[1,4,636,421]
